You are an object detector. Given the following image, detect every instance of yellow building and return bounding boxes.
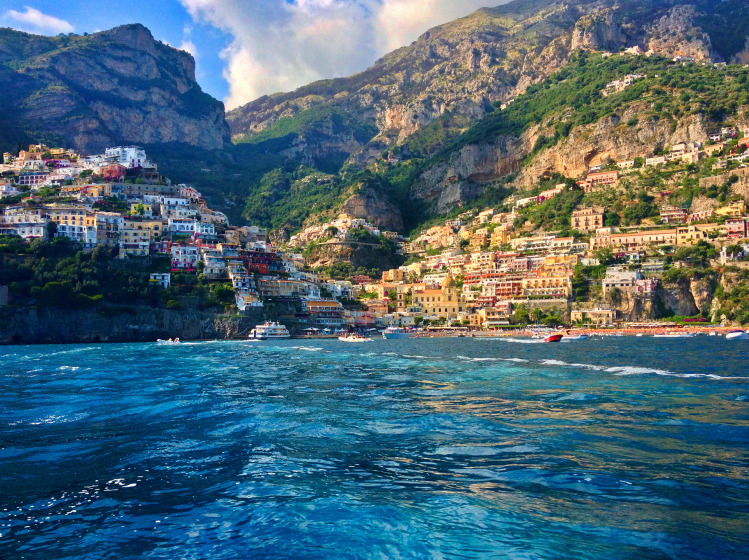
[490,226,511,247]
[129,203,153,216]
[46,206,95,228]
[412,276,466,318]
[571,206,605,233]
[382,268,406,283]
[716,202,746,218]
[120,218,163,245]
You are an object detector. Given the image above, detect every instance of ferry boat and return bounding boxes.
[249,322,290,340]
[726,329,749,340]
[338,333,373,343]
[382,327,410,340]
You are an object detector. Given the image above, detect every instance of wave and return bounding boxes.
[292,346,323,352]
[539,360,749,380]
[540,359,606,371]
[499,338,545,344]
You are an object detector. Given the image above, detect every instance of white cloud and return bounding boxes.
[5,6,74,34]
[179,40,198,57]
[180,0,499,110]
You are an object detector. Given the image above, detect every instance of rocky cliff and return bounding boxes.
[0,305,262,345]
[227,0,739,168]
[0,25,230,154]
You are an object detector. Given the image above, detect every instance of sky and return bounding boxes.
[1,1,503,110]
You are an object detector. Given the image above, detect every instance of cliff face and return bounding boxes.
[342,189,404,232]
[0,25,230,153]
[0,306,262,345]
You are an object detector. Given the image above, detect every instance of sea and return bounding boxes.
[1,336,747,559]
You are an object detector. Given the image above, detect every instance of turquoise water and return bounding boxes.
[1,337,748,559]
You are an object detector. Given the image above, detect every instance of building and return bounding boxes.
[411,276,466,320]
[571,307,617,326]
[726,219,747,240]
[149,273,171,289]
[603,268,657,294]
[572,206,605,233]
[660,206,688,224]
[170,245,199,269]
[105,146,154,169]
[101,163,126,181]
[591,229,677,252]
[304,300,345,327]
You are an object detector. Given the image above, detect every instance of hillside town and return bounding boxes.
[1,137,749,333]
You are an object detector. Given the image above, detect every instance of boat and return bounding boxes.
[544,333,564,343]
[338,333,373,343]
[157,338,180,344]
[562,331,588,341]
[382,327,410,340]
[653,332,696,338]
[726,329,749,340]
[249,322,290,340]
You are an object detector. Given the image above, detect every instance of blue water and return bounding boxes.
[1,337,748,559]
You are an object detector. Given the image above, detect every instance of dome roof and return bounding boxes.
[442,275,455,289]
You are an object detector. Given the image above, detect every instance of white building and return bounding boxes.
[104,147,154,169]
[149,273,171,289]
[171,245,200,269]
[168,218,196,234]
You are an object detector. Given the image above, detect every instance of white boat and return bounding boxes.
[653,332,696,338]
[726,329,749,340]
[382,327,410,340]
[249,322,290,340]
[338,333,373,343]
[157,338,180,344]
[562,332,588,341]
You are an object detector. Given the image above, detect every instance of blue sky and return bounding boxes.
[1,1,501,110]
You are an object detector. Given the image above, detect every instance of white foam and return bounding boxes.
[538,360,748,380]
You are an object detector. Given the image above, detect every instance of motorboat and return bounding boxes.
[382,327,410,340]
[726,329,749,340]
[544,333,564,343]
[339,333,373,343]
[653,332,696,338]
[249,322,290,340]
[157,338,180,344]
[562,331,588,341]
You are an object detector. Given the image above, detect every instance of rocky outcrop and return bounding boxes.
[0,306,262,345]
[658,274,716,318]
[412,138,525,212]
[342,189,404,231]
[305,242,404,272]
[0,25,230,153]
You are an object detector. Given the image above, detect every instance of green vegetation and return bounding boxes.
[0,236,167,309]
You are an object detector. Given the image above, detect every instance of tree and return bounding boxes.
[725,244,744,261]
[46,221,58,239]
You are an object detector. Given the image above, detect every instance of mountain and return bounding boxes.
[217,0,749,231]
[2,0,748,235]
[227,0,748,167]
[0,24,229,154]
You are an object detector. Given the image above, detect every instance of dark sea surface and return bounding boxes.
[1,336,748,559]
